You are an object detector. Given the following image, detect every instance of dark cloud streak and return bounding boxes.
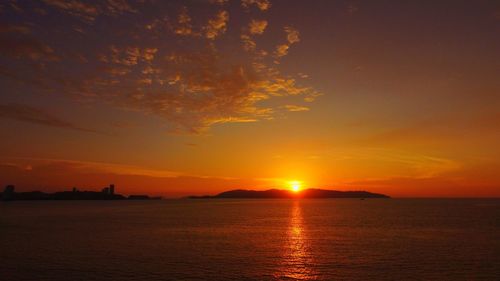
[0,103,99,133]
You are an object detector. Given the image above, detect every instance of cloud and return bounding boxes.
[41,0,136,22]
[107,48,320,133]
[248,19,268,35]
[23,158,182,178]
[117,56,285,133]
[0,104,97,133]
[42,0,100,22]
[275,44,290,57]
[283,105,310,112]
[106,0,137,15]
[241,34,257,51]
[240,19,267,52]
[0,24,31,34]
[275,27,300,57]
[241,0,271,11]
[205,10,229,39]
[285,26,300,44]
[106,45,140,66]
[0,24,59,61]
[173,6,194,36]
[210,0,229,5]
[0,1,320,134]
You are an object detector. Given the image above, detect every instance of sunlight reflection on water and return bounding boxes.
[276,200,317,280]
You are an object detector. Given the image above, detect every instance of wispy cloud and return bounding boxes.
[42,0,100,22]
[0,104,97,133]
[241,0,271,11]
[283,105,309,112]
[173,6,194,36]
[248,19,268,35]
[41,0,136,22]
[275,26,300,57]
[205,10,229,39]
[0,23,59,61]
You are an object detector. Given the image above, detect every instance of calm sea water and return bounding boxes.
[1,199,499,280]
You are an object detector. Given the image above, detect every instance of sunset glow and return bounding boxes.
[0,0,498,198]
[2,2,499,280]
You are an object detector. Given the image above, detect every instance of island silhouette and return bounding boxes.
[0,184,161,201]
[189,188,390,199]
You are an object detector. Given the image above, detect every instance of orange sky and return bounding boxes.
[0,0,499,197]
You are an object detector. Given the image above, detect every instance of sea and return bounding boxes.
[1,199,499,280]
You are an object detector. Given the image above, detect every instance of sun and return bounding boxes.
[288,181,302,192]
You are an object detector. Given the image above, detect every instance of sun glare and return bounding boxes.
[289,181,302,192]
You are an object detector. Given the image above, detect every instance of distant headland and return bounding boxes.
[189,188,390,199]
[0,184,161,201]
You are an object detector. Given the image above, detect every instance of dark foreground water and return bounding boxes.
[1,199,499,280]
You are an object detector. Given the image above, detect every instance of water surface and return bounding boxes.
[1,199,499,280]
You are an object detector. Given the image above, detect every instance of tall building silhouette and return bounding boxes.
[101,184,115,196]
[3,185,15,200]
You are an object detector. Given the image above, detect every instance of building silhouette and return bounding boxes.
[101,184,114,195]
[3,185,15,200]
[0,183,159,200]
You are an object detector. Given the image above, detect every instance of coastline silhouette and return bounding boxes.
[1,185,389,201]
[0,184,161,201]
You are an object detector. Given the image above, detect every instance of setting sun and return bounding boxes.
[288,181,302,192]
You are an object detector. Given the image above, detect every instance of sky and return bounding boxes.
[0,0,499,197]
